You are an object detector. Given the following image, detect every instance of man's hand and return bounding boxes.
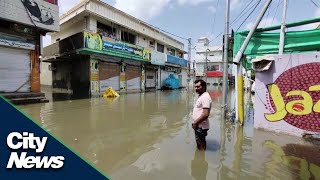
[192,123,198,130]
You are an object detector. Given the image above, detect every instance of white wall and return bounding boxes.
[196,63,205,74]
[0,0,59,32]
[51,19,86,42]
[40,62,52,86]
[86,15,97,33]
[180,69,188,87]
[195,50,223,63]
[64,0,185,51]
[207,77,222,86]
[136,35,150,48]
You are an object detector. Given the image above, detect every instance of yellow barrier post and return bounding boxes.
[237,64,244,126]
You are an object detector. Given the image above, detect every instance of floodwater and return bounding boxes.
[18,87,320,180]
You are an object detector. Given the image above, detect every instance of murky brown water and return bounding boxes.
[18,88,320,180]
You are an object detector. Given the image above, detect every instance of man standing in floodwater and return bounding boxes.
[192,79,212,150]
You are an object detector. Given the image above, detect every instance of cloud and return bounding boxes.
[177,0,213,6]
[57,0,215,22]
[114,0,214,20]
[208,6,216,13]
[59,0,82,15]
[230,0,243,11]
[114,0,171,21]
[245,17,280,30]
[204,32,215,40]
[298,9,320,30]
[42,35,51,47]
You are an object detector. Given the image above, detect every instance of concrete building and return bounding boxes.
[0,0,59,93]
[194,37,233,86]
[42,0,188,97]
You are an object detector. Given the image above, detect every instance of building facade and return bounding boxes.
[194,37,233,86]
[42,0,188,97]
[0,0,59,93]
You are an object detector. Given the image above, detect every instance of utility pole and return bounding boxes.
[279,0,288,54]
[205,49,209,82]
[187,38,192,91]
[233,0,273,126]
[222,0,230,120]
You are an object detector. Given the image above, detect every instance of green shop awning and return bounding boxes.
[76,48,150,62]
[233,29,320,69]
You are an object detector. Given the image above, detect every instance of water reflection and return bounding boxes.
[17,88,319,180]
[264,141,320,180]
[191,150,208,180]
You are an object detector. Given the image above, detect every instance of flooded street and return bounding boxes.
[18,88,320,180]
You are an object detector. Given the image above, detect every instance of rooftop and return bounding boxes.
[59,0,185,48]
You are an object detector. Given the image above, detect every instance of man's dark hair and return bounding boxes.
[194,79,207,90]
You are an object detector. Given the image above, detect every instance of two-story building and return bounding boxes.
[194,37,233,86]
[0,0,59,93]
[42,0,188,97]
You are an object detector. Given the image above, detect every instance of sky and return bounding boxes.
[45,0,320,58]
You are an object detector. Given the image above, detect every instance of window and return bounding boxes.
[97,22,117,40]
[150,40,155,49]
[207,65,220,71]
[121,31,135,44]
[97,22,114,35]
[157,43,164,53]
[167,47,176,56]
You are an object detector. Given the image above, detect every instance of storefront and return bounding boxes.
[0,0,59,94]
[145,65,158,90]
[80,31,151,94]
[125,61,141,91]
[99,61,120,92]
[151,50,166,90]
[0,31,36,92]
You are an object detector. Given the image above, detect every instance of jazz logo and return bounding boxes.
[264,84,320,121]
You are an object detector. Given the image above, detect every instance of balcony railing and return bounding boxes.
[167,54,188,67]
[49,31,188,66]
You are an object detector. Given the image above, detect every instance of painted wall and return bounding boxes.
[160,69,186,88]
[254,52,320,137]
[86,0,184,50]
[40,62,52,86]
[0,0,59,32]
[180,69,188,87]
[51,19,86,42]
[136,35,150,49]
[52,61,72,93]
[58,0,184,51]
[71,57,90,97]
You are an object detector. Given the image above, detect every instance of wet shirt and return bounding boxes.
[192,92,212,130]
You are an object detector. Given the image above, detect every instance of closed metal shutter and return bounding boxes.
[0,47,31,92]
[126,65,141,90]
[99,62,120,92]
[145,70,156,88]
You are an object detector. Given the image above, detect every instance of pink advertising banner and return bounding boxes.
[254,52,320,136]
